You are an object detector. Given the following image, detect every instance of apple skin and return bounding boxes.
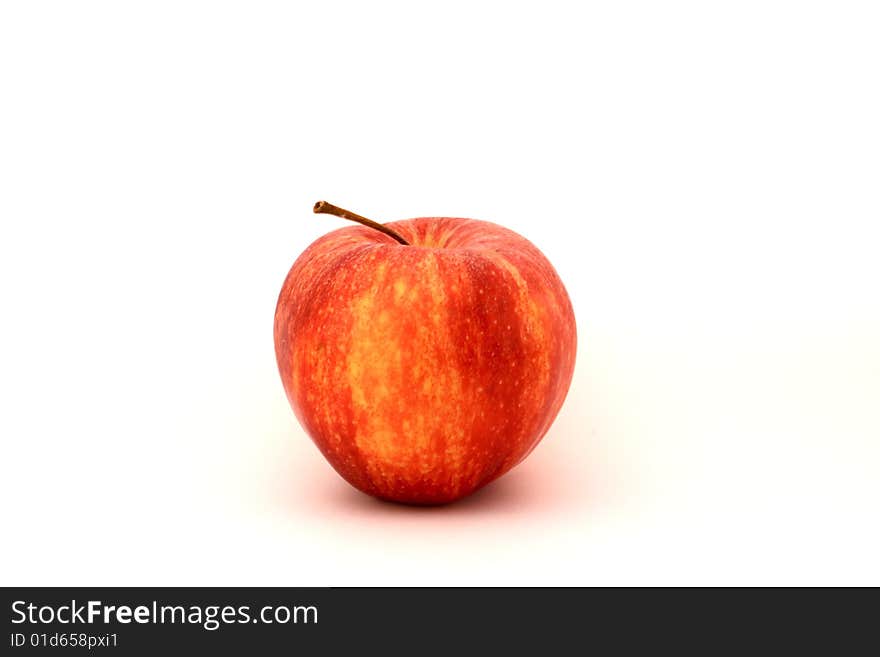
[274,216,576,504]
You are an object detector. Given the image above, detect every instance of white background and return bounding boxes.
[1,1,878,586]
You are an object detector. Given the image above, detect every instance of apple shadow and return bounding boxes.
[326,469,569,517]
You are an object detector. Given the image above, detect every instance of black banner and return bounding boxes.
[1,587,871,653]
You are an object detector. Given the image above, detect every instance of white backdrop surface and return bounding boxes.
[1,1,878,585]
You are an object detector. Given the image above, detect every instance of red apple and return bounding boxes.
[274,202,577,504]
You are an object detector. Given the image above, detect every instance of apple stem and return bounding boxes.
[313,201,410,246]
